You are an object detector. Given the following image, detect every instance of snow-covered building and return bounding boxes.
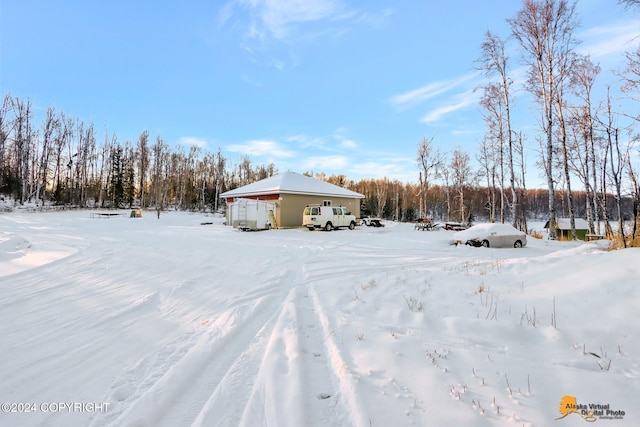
[544,217,590,240]
[220,172,365,228]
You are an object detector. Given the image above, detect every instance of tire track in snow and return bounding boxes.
[90,272,292,427]
[190,239,362,427]
[229,285,354,427]
[306,285,371,427]
[294,285,348,426]
[291,284,363,427]
[232,279,369,427]
[215,288,306,427]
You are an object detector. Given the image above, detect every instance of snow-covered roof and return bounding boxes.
[544,218,589,230]
[220,172,365,199]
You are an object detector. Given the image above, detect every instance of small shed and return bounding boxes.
[544,218,589,240]
[220,172,365,228]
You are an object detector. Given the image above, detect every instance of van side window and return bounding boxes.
[312,207,320,215]
[343,208,350,215]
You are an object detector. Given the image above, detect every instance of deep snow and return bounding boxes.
[0,211,638,427]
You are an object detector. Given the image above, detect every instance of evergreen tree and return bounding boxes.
[109,145,124,207]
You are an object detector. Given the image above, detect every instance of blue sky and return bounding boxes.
[1,0,638,188]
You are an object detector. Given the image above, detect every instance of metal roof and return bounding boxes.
[544,218,589,230]
[220,172,365,199]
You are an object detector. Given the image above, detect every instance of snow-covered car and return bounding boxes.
[452,223,527,248]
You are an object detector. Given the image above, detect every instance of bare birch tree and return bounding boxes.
[137,130,149,208]
[374,178,389,218]
[627,151,639,245]
[603,89,630,246]
[12,97,35,203]
[97,130,116,207]
[555,58,579,240]
[569,55,601,234]
[417,136,442,218]
[151,136,169,215]
[478,31,520,226]
[0,96,12,195]
[621,47,640,112]
[450,148,472,224]
[76,121,95,206]
[619,0,640,10]
[477,136,498,222]
[213,148,226,213]
[36,107,59,203]
[509,0,579,239]
[597,87,627,242]
[480,83,507,222]
[513,131,529,232]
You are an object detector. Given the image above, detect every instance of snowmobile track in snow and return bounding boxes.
[92,286,290,427]
[302,285,371,427]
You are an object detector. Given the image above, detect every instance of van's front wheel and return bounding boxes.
[349,221,356,230]
[324,222,333,231]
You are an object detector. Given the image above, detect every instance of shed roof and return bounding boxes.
[220,172,365,199]
[544,218,589,230]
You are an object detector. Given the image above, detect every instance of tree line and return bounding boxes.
[422,0,639,246]
[1,0,638,246]
[0,92,636,242]
[0,94,277,214]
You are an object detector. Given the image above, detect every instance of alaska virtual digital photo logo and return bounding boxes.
[556,395,626,422]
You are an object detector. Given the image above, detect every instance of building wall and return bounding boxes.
[226,193,362,228]
[279,194,361,228]
[559,229,588,241]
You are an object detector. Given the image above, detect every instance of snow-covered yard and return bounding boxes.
[1,211,638,427]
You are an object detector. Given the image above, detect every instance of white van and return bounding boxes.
[303,204,357,231]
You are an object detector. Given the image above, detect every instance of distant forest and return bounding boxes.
[0,92,637,241]
[2,2,640,246]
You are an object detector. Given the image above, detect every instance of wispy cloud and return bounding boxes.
[226,0,353,41]
[286,134,326,149]
[218,2,235,27]
[389,72,480,111]
[302,155,349,170]
[451,129,477,136]
[219,1,391,71]
[179,137,207,148]
[227,139,295,158]
[420,89,480,124]
[331,128,358,149]
[579,20,640,59]
[340,139,357,149]
[356,8,393,30]
[351,160,416,182]
[286,131,357,151]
